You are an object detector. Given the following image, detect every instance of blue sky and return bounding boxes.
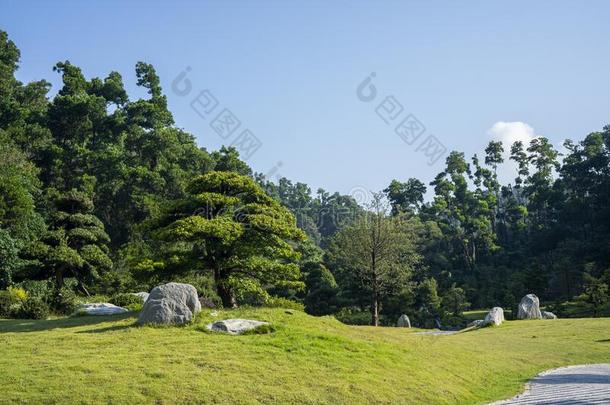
[2,0,610,198]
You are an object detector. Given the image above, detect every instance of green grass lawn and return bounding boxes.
[0,309,608,404]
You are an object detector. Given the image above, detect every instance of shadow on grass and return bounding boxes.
[595,338,610,343]
[0,312,135,333]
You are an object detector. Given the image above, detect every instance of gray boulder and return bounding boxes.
[484,307,505,326]
[76,303,128,316]
[137,282,201,325]
[541,311,557,319]
[131,292,149,302]
[207,319,269,335]
[517,294,542,319]
[396,314,411,328]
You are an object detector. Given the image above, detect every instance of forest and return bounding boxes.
[1,29,609,327]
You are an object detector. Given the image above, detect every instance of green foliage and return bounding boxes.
[414,278,442,328]
[51,286,78,315]
[110,293,143,309]
[442,284,470,317]
[334,307,373,325]
[16,297,49,319]
[304,262,338,316]
[149,171,306,308]
[578,273,609,317]
[328,195,421,325]
[28,190,112,290]
[264,296,304,311]
[384,178,426,215]
[232,278,270,307]
[0,290,21,318]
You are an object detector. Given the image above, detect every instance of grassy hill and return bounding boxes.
[0,308,608,404]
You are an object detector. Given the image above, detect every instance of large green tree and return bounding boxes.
[150,171,306,307]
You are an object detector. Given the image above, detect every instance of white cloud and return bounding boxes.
[486,121,537,147]
[485,121,540,186]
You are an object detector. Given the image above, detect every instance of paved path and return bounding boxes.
[492,364,610,404]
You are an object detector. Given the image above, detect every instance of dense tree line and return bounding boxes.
[0,30,608,324]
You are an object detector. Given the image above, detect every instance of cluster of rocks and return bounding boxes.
[74,282,268,333]
[466,293,557,329]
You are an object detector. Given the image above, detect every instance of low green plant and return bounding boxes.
[51,287,78,315]
[0,287,29,318]
[264,296,304,311]
[0,290,17,318]
[16,280,53,301]
[334,307,373,325]
[125,303,143,312]
[16,297,49,320]
[110,293,143,309]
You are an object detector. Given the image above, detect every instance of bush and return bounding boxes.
[8,286,28,302]
[303,262,338,316]
[110,293,143,309]
[232,279,269,307]
[334,307,373,325]
[265,296,304,311]
[0,291,17,318]
[0,287,28,318]
[16,280,53,301]
[16,297,50,320]
[51,287,78,315]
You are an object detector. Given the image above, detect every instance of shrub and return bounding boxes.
[16,280,53,301]
[0,290,18,318]
[441,284,470,317]
[17,297,50,320]
[51,287,78,315]
[7,286,28,302]
[334,307,373,325]
[304,262,338,316]
[232,279,269,307]
[110,293,143,309]
[0,287,29,318]
[265,296,304,311]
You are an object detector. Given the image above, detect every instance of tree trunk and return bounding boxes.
[371,292,379,326]
[55,268,64,290]
[215,270,237,308]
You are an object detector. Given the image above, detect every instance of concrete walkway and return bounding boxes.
[492,364,610,404]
